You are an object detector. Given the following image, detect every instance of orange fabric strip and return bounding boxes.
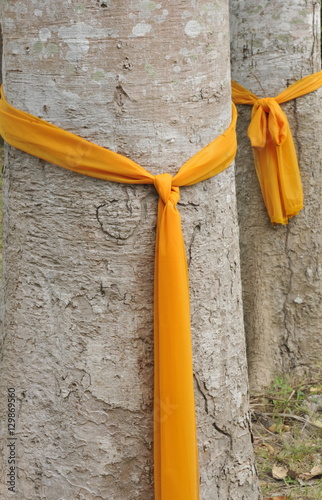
[0,86,237,500]
[232,71,322,224]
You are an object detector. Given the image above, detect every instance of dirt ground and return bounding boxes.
[251,372,322,499]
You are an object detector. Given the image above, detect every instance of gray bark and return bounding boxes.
[0,1,259,498]
[230,0,322,391]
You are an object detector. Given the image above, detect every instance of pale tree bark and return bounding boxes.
[0,1,260,499]
[230,0,322,391]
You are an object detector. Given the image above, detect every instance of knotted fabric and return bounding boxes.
[0,85,237,500]
[232,70,322,224]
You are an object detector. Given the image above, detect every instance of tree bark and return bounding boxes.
[0,1,259,498]
[230,0,322,391]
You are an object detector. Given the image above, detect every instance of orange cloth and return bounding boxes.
[232,71,322,224]
[0,85,237,500]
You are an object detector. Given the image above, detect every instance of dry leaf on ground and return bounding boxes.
[309,386,322,393]
[264,497,289,500]
[311,419,322,428]
[268,423,290,433]
[272,463,288,480]
[298,464,322,480]
[259,443,275,453]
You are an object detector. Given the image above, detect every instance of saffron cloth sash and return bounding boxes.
[232,71,322,224]
[0,85,237,500]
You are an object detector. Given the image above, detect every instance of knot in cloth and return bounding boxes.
[255,96,276,113]
[248,97,288,148]
[153,173,180,205]
[230,73,322,223]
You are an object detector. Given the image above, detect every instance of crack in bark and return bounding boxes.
[246,410,254,444]
[95,202,139,241]
[281,224,296,368]
[96,203,109,234]
[242,34,255,66]
[194,373,234,452]
[193,373,209,414]
[187,223,201,266]
[293,99,302,166]
[114,79,133,114]
[212,420,232,441]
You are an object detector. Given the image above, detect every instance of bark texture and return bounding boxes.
[1,1,260,498]
[230,0,322,391]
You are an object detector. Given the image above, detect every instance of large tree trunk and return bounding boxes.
[0,1,260,498]
[230,0,322,391]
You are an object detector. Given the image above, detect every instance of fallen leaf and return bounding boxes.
[309,386,322,393]
[272,463,288,480]
[264,496,289,500]
[268,423,290,433]
[298,473,313,480]
[259,443,275,453]
[310,464,322,476]
[298,464,322,480]
[311,419,322,429]
[297,477,316,486]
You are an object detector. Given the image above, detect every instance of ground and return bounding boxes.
[252,371,322,499]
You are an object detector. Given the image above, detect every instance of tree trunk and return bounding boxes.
[230,0,322,391]
[0,1,259,498]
